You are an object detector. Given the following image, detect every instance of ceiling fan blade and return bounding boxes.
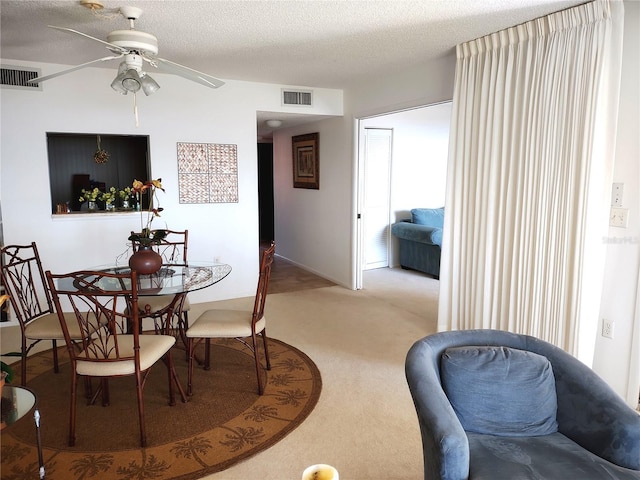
[48,25,129,54]
[28,54,124,83]
[152,57,225,89]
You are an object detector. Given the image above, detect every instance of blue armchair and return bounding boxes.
[391,207,444,278]
[405,329,640,480]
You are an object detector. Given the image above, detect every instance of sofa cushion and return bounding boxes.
[440,346,558,436]
[410,207,444,227]
[467,432,640,479]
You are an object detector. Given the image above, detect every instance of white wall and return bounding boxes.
[0,60,342,305]
[272,57,456,288]
[272,116,352,285]
[592,0,640,406]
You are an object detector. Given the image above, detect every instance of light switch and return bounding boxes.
[611,183,623,207]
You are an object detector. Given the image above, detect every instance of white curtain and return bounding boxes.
[438,0,624,361]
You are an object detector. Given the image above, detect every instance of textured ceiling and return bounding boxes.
[1,0,584,138]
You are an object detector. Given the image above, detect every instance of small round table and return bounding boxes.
[1,385,45,479]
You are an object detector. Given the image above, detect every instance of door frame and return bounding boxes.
[353,101,453,289]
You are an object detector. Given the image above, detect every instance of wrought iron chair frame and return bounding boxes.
[186,242,275,395]
[1,242,68,385]
[45,268,187,447]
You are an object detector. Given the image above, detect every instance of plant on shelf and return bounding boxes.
[127,178,167,246]
[79,187,102,210]
[79,187,101,202]
[100,187,117,210]
[118,187,132,200]
[118,187,136,208]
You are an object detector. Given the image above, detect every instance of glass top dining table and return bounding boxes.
[58,262,232,296]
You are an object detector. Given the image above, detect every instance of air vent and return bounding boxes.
[282,89,312,106]
[1,66,41,90]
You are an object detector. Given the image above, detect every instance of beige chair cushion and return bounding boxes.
[186,309,266,338]
[76,334,176,376]
[24,312,83,340]
[138,294,191,314]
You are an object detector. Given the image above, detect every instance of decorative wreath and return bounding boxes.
[93,135,109,164]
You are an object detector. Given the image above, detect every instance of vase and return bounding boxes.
[129,246,162,275]
[88,201,97,212]
[106,203,115,211]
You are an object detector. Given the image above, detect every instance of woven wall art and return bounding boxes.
[177,142,238,203]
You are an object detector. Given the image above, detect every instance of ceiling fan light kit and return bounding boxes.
[27,5,225,125]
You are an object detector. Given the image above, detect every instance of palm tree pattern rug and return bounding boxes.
[1,338,321,479]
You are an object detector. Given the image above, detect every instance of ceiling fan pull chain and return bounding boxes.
[133,91,139,128]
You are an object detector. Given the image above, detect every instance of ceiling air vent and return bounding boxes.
[1,66,42,90]
[282,89,312,106]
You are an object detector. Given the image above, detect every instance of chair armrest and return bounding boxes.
[543,342,640,470]
[406,340,469,480]
[391,222,443,246]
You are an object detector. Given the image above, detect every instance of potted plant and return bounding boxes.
[79,187,101,211]
[127,178,167,274]
[118,186,133,209]
[100,187,117,211]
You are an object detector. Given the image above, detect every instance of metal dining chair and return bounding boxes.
[130,229,191,335]
[0,242,81,385]
[186,242,275,395]
[45,268,187,447]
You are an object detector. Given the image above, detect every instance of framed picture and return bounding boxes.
[292,132,319,189]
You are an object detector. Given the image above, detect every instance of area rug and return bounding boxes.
[1,338,321,479]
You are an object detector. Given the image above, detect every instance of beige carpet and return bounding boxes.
[193,266,440,479]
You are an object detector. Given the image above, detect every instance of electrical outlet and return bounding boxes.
[611,182,624,207]
[602,319,614,339]
[610,207,628,228]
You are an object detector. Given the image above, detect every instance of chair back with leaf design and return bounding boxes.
[1,242,65,384]
[131,229,188,265]
[45,268,184,447]
[47,269,139,367]
[252,242,276,328]
[130,229,190,335]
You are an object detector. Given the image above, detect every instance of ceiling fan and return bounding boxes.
[29,5,225,95]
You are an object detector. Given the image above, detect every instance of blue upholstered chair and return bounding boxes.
[405,329,640,480]
[391,207,444,278]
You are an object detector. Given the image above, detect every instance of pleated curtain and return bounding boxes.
[438,0,624,362]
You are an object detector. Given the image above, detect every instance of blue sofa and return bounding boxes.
[405,329,640,480]
[391,207,444,278]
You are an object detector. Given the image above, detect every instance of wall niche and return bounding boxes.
[47,133,150,213]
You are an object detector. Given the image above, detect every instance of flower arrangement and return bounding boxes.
[100,187,117,207]
[118,186,132,200]
[79,187,101,203]
[127,178,167,246]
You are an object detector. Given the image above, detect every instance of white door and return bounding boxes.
[362,128,392,270]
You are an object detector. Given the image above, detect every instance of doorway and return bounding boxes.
[257,142,274,243]
[355,102,452,289]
